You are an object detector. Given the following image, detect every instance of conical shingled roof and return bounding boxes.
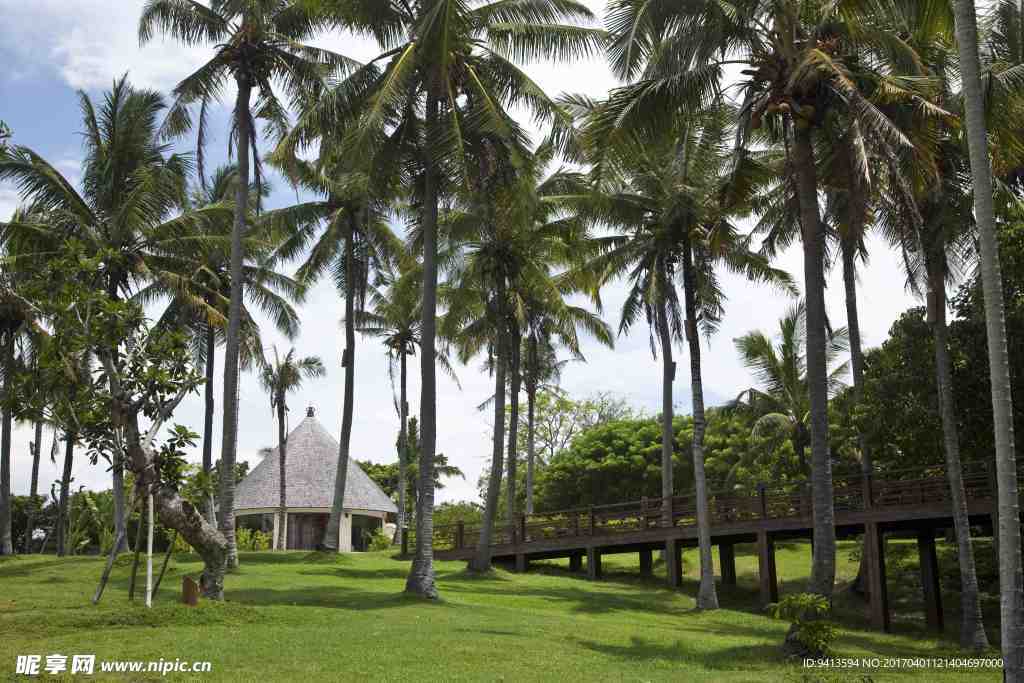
[234,413,397,514]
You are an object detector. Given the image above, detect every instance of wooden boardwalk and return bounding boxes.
[415,463,1023,633]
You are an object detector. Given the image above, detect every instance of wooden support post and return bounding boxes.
[456,521,465,550]
[865,521,890,632]
[665,539,682,588]
[917,530,943,633]
[589,506,596,537]
[639,548,653,576]
[719,543,737,587]
[756,530,778,606]
[758,483,768,519]
[569,553,582,572]
[586,547,602,580]
[401,529,408,557]
[520,514,527,544]
[515,553,528,573]
[862,473,874,511]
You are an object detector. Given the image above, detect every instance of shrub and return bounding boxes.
[769,593,838,659]
[367,530,392,552]
[236,527,271,551]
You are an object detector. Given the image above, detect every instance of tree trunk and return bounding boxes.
[506,326,521,530]
[656,297,675,527]
[0,333,13,555]
[682,239,718,610]
[202,323,216,523]
[277,401,287,551]
[396,350,408,547]
[953,2,1023,676]
[56,433,74,557]
[927,255,989,649]
[218,74,252,570]
[23,420,43,552]
[792,124,836,599]
[112,451,129,554]
[406,89,441,599]
[324,217,357,551]
[471,328,506,572]
[525,378,537,516]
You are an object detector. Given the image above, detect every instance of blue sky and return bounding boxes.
[0,0,920,504]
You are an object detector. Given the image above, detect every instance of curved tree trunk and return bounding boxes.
[395,351,408,547]
[406,90,441,598]
[0,333,13,555]
[506,327,521,530]
[23,420,43,552]
[471,329,506,572]
[276,401,287,551]
[792,124,836,599]
[656,298,675,527]
[218,74,253,570]
[682,240,718,610]
[324,217,357,551]
[953,2,1023,675]
[202,324,216,523]
[927,256,989,649]
[56,433,74,557]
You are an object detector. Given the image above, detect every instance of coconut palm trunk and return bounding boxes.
[953,1,1024,675]
[656,297,675,527]
[927,256,990,649]
[202,323,216,523]
[682,240,718,609]
[324,219,357,551]
[276,399,287,551]
[472,324,507,572]
[56,433,74,557]
[0,334,13,555]
[23,420,43,552]
[525,341,537,516]
[792,124,836,599]
[506,325,522,531]
[395,350,409,547]
[406,91,441,598]
[218,73,252,570]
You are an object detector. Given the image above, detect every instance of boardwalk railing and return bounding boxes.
[404,461,1021,554]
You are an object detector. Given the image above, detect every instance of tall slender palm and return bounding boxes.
[290,0,603,597]
[572,101,789,608]
[354,260,457,547]
[140,0,351,568]
[138,165,303,523]
[258,347,326,550]
[603,0,929,599]
[0,76,230,555]
[266,154,401,552]
[732,301,850,476]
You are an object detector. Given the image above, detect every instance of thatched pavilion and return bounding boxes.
[234,406,397,551]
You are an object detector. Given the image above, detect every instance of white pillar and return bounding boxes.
[272,513,280,551]
[339,512,352,552]
[282,512,288,551]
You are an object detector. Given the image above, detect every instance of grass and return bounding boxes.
[0,540,1005,681]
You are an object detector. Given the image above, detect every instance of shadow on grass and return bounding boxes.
[226,584,449,611]
[572,634,784,669]
[0,556,96,578]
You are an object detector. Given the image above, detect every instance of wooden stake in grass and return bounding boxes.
[128,501,146,600]
[151,530,178,598]
[146,493,154,608]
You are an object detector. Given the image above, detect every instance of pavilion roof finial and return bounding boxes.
[306,405,315,418]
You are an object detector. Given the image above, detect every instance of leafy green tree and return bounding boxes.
[258,347,325,550]
[140,0,349,569]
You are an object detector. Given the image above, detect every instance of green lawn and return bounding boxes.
[0,541,1005,681]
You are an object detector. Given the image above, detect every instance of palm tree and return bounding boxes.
[0,76,231,555]
[354,260,457,548]
[265,152,402,552]
[571,100,789,608]
[286,0,603,597]
[602,0,928,600]
[732,301,849,477]
[258,347,326,551]
[139,0,351,568]
[139,165,303,523]
[954,2,1024,675]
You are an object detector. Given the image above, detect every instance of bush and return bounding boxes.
[367,530,392,552]
[236,527,271,551]
[769,593,838,659]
